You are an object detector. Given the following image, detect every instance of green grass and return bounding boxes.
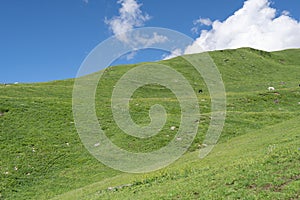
[1,48,300,199]
[54,116,300,200]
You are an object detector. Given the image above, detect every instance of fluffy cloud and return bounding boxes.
[105,0,150,43]
[281,10,290,16]
[191,18,213,34]
[186,0,300,54]
[195,18,213,26]
[105,0,168,59]
[163,48,183,60]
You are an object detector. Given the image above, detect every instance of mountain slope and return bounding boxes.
[54,115,300,200]
[0,48,299,199]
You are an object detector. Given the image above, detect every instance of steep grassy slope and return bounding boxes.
[55,116,300,200]
[0,48,299,199]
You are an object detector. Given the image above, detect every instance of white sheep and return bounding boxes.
[268,87,275,91]
[94,143,100,147]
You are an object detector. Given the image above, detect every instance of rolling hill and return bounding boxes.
[1,48,299,199]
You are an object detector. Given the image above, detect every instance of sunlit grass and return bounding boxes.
[1,48,300,199]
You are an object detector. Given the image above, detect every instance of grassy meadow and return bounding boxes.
[0,48,299,199]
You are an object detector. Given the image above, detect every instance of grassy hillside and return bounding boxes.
[1,48,299,199]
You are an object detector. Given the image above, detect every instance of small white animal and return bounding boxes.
[268,87,275,91]
[170,126,176,131]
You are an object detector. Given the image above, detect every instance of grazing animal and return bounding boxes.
[198,89,203,93]
[0,109,8,116]
[298,84,300,87]
[268,87,275,91]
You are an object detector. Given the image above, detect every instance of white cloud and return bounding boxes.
[194,18,213,26]
[281,10,290,16]
[191,18,213,34]
[105,0,168,60]
[105,0,151,43]
[123,32,168,60]
[133,32,168,46]
[185,0,300,54]
[125,51,137,60]
[191,27,199,34]
[163,48,183,60]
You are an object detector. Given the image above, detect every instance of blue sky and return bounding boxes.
[1,0,300,83]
